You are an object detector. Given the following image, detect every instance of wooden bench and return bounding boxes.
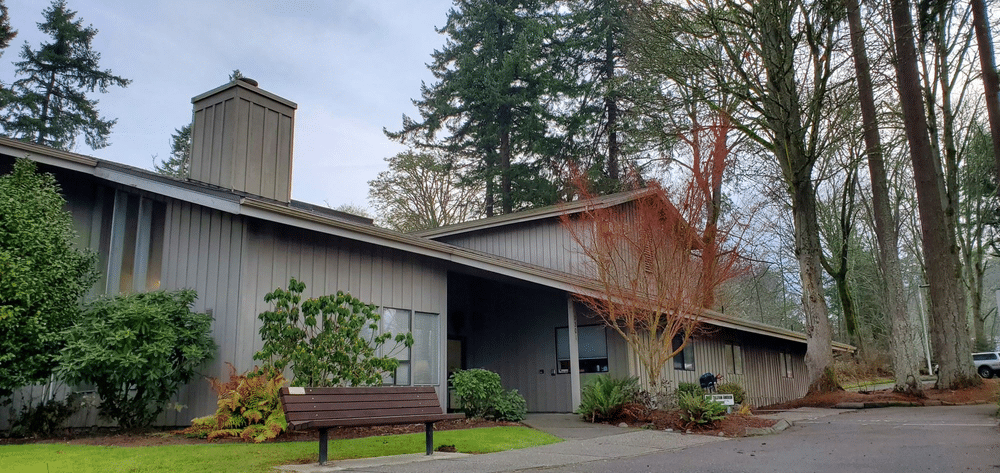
[280,386,464,465]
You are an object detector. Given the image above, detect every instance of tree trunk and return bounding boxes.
[845,0,922,393]
[499,108,513,214]
[970,0,1000,178]
[889,0,976,389]
[605,28,620,182]
[758,0,834,392]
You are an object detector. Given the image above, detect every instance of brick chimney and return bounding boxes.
[188,78,297,203]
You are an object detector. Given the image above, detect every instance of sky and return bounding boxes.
[0,0,456,212]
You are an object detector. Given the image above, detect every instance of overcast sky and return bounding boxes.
[0,0,455,212]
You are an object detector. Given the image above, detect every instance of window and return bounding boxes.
[672,335,695,371]
[379,308,440,386]
[555,325,609,373]
[98,189,165,294]
[724,343,743,375]
[781,352,794,378]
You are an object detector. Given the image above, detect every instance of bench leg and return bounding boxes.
[425,422,434,455]
[319,428,329,465]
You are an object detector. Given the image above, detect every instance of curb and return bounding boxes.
[745,418,790,436]
[834,399,993,409]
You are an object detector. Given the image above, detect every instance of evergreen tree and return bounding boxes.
[556,0,636,192]
[3,0,129,150]
[387,0,560,216]
[0,0,18,110]
[153,124,191,178]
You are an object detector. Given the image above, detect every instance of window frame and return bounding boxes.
[672,335,695,371]
[555,324,610,374]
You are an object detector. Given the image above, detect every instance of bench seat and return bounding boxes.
[280,386,464,465]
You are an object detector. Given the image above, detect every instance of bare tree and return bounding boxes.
[368,150,484,232]
[563,121,744,389]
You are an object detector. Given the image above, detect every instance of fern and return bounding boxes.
[180,363,287,443]
[578,375,639,423]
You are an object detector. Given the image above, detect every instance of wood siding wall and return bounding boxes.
[439,218,589,275]
[610,329,809,406]
[189,84,295,203]
[0,169,451,429]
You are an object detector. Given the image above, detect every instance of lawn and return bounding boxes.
[0,426,560,473]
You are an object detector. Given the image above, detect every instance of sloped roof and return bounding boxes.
[0,136,851,352]
[414,188,658,238]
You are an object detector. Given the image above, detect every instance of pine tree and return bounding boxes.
[387,0,559,216]
[3,0,129,150]
[153,124,191,178]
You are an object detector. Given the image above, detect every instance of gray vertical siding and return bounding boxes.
[451,278,574,412]
[439,218,590,275]
[189,83,296,203]
[157,201,245,426]
[605,328,809,407]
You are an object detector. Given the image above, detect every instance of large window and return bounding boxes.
[724,343,744,375]
[98,189,165,294]
[379,308,440,386]
[672,335,695,371]
[556,325,608,373]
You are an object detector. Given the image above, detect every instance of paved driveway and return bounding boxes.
[536,404,1000,473]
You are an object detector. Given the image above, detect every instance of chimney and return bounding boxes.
[188,78,297,203]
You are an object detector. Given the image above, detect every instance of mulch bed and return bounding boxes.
[757,377,999,411]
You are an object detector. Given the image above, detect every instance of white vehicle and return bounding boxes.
[972,352,1000,379]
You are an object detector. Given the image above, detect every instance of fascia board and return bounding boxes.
[94,166,242,214]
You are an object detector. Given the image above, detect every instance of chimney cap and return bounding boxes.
[191,79,297,109]
[237,77,259,87]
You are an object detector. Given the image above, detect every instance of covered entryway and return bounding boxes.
[446,272,629,412]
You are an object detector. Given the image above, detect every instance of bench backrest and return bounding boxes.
[280,386,446,428]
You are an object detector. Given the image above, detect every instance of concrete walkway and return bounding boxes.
[275,409,849,473]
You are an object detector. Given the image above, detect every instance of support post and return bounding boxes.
[318,428,328,465]
[567,296,581,410]
[425,422,434,455]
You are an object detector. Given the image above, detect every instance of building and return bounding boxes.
[0,79,851,429]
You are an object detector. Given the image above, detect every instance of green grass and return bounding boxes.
[0,426,560,473]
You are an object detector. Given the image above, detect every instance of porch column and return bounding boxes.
[567,296,581,410]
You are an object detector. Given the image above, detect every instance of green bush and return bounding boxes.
[578,375,639,423]
[254,279,412,387]
[451,369,502,418]
[450,369,526,421]
[676,382,704,398]
[494,389,527,422]
[0,158,98,400]
[56,290,216,429]
[180,364,287,443]
[7,393,81,438]
[677,392,727,428]
[715,382,746,405]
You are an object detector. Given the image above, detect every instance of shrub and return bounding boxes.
[451,369,502,418]
[254,279,412,387]
[494,389,527,422]
[57,290,216,429]
[578,375,639,423]
[676,382,704,398]
[0,158,98,400]
[7,393,80,438]
[677,392,727,428]
[715,382,746,405]
[450,369,526,421]
[180,364,287,443]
